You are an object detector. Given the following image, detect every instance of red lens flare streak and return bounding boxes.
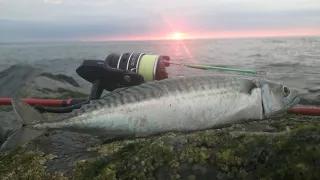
[158,14,197,65]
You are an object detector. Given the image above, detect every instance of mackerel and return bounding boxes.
[0,74,299,151]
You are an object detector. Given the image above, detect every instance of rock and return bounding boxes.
[0,64,319,179]
[39,72,81,87]
[19,73,89,99]
[0,65,90,145]
[0,64,41,98]
[25,131,102,178]
[0,110,20,145]
[0,147,67,180]
[0,115,319,180]
[62,116,320,180]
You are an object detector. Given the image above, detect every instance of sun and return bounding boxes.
[172,32,182,40]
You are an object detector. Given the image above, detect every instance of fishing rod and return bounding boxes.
[168,62,267,75]
[1,98,319,116]
[0,52,319,116]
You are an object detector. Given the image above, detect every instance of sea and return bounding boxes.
[0,36,320,106]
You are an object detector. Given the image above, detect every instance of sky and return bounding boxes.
[0,0,319,42]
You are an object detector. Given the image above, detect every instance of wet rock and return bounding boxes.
[0,146,68,180]
[20,73,89,99]
[237,123,277,133]
[0,66,319,179]
[0,64,41,98]
[69,115,320,180]
[25,131,102,178]
[0,65,90,145]
[39,72,80,88]
[1,110,320,180]
[0,110,20,145]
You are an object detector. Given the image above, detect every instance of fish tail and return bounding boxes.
[0,99,47,151]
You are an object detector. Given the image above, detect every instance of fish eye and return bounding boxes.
[282,86,290,96]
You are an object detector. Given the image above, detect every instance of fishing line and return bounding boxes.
[264,72,319,76]
[166,61,318,76]
[260,69,318,76]
[167,62,266,75]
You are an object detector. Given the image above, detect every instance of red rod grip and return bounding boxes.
[0,98,64,107]
[288,107,320,116]
[1,98,320,116]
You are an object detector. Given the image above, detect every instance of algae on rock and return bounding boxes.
[16,72,89,100]
[0,112,319,180]
[0,146,67,180]
[71,115,320,180]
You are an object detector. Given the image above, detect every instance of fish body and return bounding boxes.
[1,74,299,151]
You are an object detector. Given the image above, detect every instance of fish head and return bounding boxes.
[259,79,300,118]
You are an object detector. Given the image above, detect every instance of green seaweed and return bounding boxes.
[17,86,30,98]
[0,146,67,180]
[0,113,319,179]
[38,87,57,93]
[0,106,11,112]
[72,117,320,180]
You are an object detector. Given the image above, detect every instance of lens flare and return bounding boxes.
[173,33,182,40]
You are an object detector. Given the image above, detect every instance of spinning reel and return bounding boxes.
[34,52,171,113]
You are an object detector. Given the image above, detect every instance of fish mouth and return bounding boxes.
[289,96,300,108]
[263,96,300,119]
[281,96,300,113]
[279,96,301,114]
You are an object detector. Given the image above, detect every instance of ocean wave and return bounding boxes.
[294,54,320,60]
[267,62,302,68]
[309,87,320,93]
[271,40,286,44]
[299,97,320,106]
[247,54,264,58]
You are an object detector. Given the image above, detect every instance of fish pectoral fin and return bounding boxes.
[12,98,47,125]
[0,127,45,152]
[240,79,259,95]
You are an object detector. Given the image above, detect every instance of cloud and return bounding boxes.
[0,0,319,42]
[44,0,62,4]
[2,0,319,20]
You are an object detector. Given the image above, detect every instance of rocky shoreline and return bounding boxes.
[0,64,319,180]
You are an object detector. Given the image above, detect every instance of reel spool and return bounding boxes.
[105,52,170,82]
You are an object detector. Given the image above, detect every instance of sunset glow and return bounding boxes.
[84,28,320,42]
[173,33,182,40]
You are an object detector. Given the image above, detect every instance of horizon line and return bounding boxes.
[0,34,319,44]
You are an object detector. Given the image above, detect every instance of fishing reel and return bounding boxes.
[76,52,170,99]
[34,52,171,113]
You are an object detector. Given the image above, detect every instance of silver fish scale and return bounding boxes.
[64,75,257,119]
